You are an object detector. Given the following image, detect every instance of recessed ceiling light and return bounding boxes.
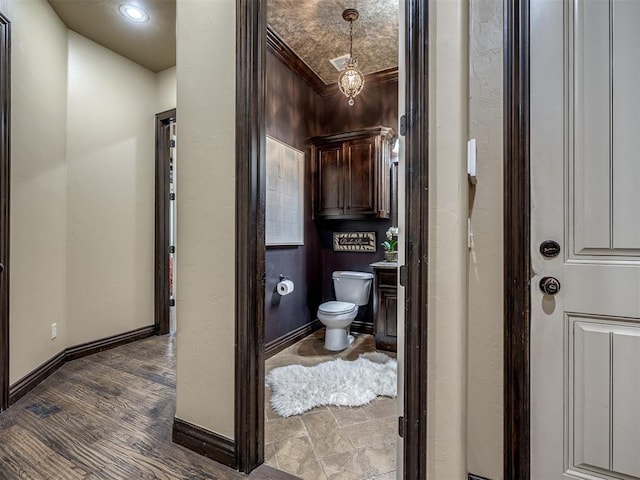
[119,4,149,23]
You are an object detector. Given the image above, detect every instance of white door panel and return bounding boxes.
[572,0,611,251]
[564,265,640,318]
[571,321,611,473]
[570,0,640,255]
[612,1,640,250]
[612,329,640,477]
[568,318,640,478]
[531,0,640,479]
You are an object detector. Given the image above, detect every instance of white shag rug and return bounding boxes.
[265,352,397,417]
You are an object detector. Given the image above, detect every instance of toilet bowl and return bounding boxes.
[317,271,373,351]
[318,301,358,351]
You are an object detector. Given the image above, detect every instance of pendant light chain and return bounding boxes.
[349,20,354,60]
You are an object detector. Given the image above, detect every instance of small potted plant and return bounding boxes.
[381,226,398,262]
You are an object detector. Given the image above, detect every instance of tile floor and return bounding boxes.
[265,331,398,480]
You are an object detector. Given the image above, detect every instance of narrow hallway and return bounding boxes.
[0,336,293,480]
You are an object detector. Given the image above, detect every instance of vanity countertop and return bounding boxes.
[370,261,398,270]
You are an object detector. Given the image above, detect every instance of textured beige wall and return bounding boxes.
[467,1,504,478]
[9,0,69,383]
[174,0,236,438]
[7,0,173,382]
[157,66,177,113]
[65,31,157,346]
[427,0,469,478]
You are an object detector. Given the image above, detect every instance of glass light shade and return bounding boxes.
[119,4,149,22]
[338,59,365,106]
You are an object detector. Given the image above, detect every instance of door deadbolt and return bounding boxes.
[540,240,561,258]
[539,276,561,296]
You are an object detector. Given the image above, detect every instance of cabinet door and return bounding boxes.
[344,138,375,215]
[375,285,398,352]
[316,144,343,217]
[374,269,398,353]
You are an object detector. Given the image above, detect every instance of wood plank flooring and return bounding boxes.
[0,335,297,480]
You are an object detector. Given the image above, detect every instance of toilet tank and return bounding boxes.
[332,271,373,306]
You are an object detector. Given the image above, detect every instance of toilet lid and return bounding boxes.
[319,301,357,315]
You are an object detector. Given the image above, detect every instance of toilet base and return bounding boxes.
[324,327,355,351]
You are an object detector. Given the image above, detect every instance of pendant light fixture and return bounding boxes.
[338,8,365,106]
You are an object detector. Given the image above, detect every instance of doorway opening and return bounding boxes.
[235,0,429,477]
[262,4,401,475]
[155,108,177,336]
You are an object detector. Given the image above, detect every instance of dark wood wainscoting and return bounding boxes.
[350,320,374,336]
[172,418,237,470]
[265,319,322,359]
[469,474,492,480]
[8,325,155,405]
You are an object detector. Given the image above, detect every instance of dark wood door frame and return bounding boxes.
[154,108,176,337]
[235,0,266,472]
[403,0,429,476]
[234,0,429,476]
[0,12,10,413]
[503,0,530,478]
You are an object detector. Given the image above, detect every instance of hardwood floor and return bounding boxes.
[0,335,298,480]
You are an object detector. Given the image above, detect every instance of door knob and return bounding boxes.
[0,262,4,273]
[539,276,561,295]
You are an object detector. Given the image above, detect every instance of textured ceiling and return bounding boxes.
[47,0,176,73]
[45,0,397,81]
[268,0,399,85]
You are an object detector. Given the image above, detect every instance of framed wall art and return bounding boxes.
[265,136,304,246]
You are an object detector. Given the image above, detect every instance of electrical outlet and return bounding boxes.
[51,323,57,339]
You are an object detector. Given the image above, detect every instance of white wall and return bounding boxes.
[157,66,177,113]
[175,0,236,438]
[65,31,157,345]
[0,0,12,19]
[10,0,69,383]
[428,0,469,478]
[5,0,176,382]
[467,1,504,478]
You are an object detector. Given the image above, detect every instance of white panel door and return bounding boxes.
[531,1,640,479]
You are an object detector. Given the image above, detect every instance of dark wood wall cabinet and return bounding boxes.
[371,262,398,352]
[311,127,396,220]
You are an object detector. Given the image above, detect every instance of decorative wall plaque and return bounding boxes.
[333,232,376,252]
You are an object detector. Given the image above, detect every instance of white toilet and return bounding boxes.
[317,271,373,351]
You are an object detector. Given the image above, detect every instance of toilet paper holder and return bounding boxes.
[276,275,295,297]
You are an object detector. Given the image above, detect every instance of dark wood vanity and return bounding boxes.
[370,261,398,352]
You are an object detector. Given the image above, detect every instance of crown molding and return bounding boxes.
[266,26,326,95]
[266,26,398,98]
